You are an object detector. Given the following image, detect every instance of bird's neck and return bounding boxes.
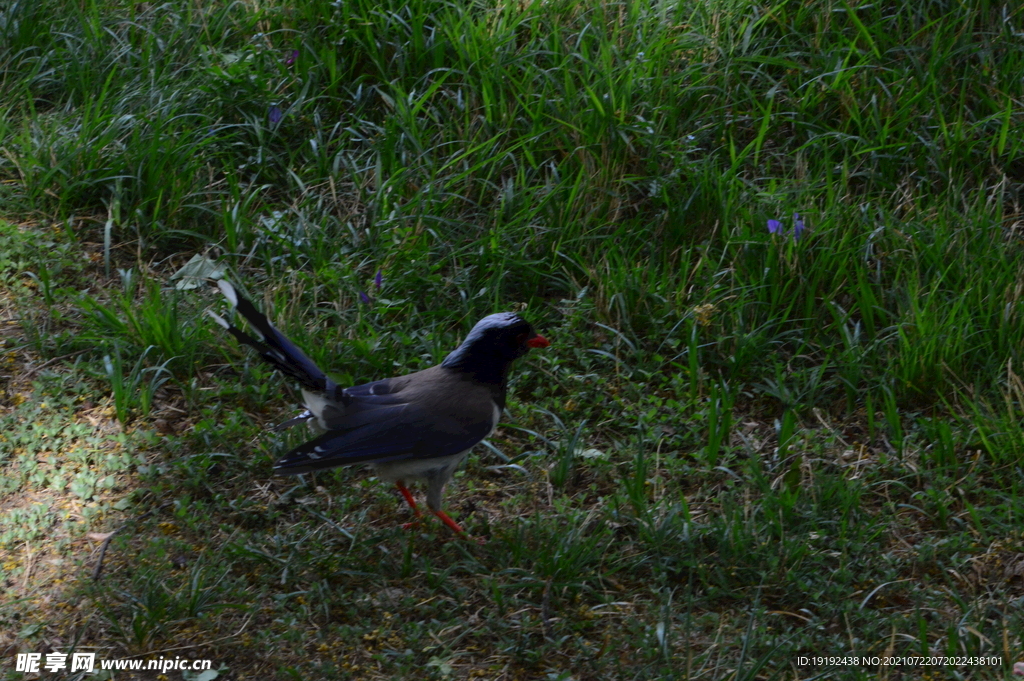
[441,349,512,396]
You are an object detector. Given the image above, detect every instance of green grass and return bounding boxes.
[2,0,1024,678]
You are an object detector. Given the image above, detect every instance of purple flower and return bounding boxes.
[793,213,805,240]
[359,291,372,305]
[374,270,383,291]
[285,50,299,66]
[268,106,283,124]
[767,215,808,241]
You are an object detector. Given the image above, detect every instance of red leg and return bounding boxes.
[434,510,485,543]
[396,482,422,517]
[397,485,481,541]
[396,482,424,530]
[432,509,465,534]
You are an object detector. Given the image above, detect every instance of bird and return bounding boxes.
[208,280,549,535]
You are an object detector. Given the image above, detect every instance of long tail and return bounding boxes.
[208,280,331,395]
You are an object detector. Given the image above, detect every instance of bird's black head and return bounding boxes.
[441,312,549,384]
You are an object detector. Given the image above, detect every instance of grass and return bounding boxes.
[1,0,1023,678]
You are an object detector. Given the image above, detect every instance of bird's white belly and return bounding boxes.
[372,450,470,482]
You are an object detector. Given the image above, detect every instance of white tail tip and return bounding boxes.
[217,279,238,307]
[206,310,230,329]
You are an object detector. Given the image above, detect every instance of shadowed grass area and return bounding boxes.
[1,0,1024,678]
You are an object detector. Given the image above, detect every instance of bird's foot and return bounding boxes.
[400,505,484,543]
[432,509,465,534]
[434,510,486,543]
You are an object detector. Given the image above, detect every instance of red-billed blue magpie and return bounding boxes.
[208,281,549,535]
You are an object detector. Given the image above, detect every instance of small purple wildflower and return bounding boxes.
[374,270,383,291]
[793,213,805,240]
[268,105,283,124]
[285,49,299,66]
[359,291,372,305]
[767,218,784,235]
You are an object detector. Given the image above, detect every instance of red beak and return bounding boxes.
[526,334,550,348]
